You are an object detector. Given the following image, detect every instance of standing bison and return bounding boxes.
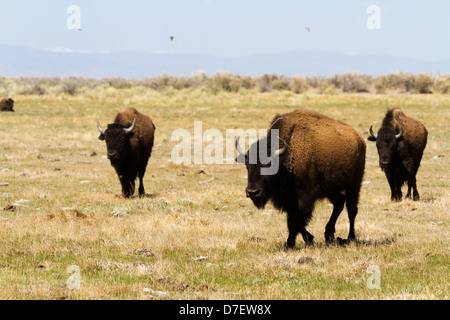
[368,108,427,201]
[97,108,155,198]
[236,110,366,249]
[0,98,14,112]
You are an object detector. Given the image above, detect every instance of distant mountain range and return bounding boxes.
[0,45,449,78]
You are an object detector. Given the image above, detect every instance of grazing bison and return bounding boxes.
[0,98,14,112]
[97,108,155,198]
[368,108,427,201]
[236,110,366,249]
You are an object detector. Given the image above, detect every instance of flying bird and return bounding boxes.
[305,27,311,33]
[170,36,174,41]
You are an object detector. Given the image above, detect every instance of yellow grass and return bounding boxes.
[0,89,448,300]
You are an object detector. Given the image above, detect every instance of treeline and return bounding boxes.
[0,72,449,96]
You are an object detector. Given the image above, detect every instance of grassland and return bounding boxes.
[0,88,448,300]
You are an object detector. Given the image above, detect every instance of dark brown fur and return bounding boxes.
[0,98,14,112]
[242,110,366,249]
[368,108,427,201]
[98,108,155,198]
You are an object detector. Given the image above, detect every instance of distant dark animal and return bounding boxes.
[236,110,366,249]
[0,98,14,112]
[368,108,427,201]
[170,36,174,41]
[97,108,155,198]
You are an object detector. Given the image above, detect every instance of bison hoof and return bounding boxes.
[336,237,356,246]
[325,234,335,244]
[283,242,296,251]
[336,237,348,246]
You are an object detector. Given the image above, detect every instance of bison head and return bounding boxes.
[236,133,287,209]
[97,117,136,163]
[368,125,403,169]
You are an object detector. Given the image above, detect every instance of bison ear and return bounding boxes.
[98,134,105,141]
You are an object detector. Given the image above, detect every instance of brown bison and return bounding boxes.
[97,108,155,198]
[0,98,14,112]
[236,110,366,249]
[368,108,427,201]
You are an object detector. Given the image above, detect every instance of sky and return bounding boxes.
[0,0,449,61]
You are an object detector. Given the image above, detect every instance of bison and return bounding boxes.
[236,110,366,249]
[97,108,155,198]
[368,108,427,201]
[0,98,14,112]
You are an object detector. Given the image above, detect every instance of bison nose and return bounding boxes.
[246,188,262,198]
[107,151,118,159]
[380,161,389,168]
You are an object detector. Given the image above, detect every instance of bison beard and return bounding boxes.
[237,110,366,249]
[97,108,155,198]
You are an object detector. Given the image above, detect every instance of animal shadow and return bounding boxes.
[281,236,396,251]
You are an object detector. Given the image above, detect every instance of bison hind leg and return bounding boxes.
[138,176,145,197]
[324,193,346,244]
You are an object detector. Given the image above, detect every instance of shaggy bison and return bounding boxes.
[236,110,366,249]
[97,108,155,198]
[368,108,427,201]
[0,98,14,112]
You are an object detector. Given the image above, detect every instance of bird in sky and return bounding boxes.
[305,27,311,33]
[170,36,174,41]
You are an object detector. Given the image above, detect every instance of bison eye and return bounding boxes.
[120,136,126,142]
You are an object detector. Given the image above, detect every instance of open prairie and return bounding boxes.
[0,89,448,300]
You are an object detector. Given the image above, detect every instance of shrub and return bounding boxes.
[414,73,434,94]
[433,75,450,93]
[271,75,290,91]
[331,73,371,93]
[290,77,307,94]
[256,74,272,93]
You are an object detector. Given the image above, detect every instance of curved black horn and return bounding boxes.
[97,119,105,135]
[369,125,377,140]
[124,117,136,134]
[235,136,246,156]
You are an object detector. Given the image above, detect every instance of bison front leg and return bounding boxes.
[285,213,314,250]
[385,172,402,201]
[284,197,315,250]
[120,177,135,198]
[406,167,420,201]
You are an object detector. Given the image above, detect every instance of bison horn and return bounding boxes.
[395,128,403,140]
[235,136,246,156]
[274,137,287,156]
[97,119,105,135]
[369,125,377,140]
[124,117,136,134]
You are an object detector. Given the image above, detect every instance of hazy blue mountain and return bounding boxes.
[0,45,448,78]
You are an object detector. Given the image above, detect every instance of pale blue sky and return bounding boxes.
[1,0,449,60]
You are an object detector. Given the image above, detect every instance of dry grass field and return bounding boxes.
[0,88,448,300]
